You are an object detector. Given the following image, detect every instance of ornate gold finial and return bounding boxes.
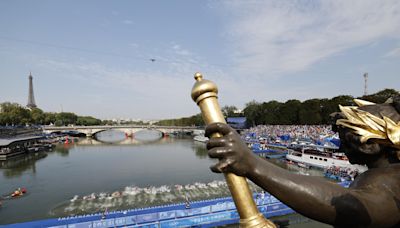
[194,72,203,81]
[336,99,400,149]
[191,72,219,105]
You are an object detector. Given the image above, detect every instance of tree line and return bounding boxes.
[243,88,398,126]
[153,105,243,126]
[0,102,102,126]
[154,114,203,126]
[156,88,399,127]
[1,88,397,127]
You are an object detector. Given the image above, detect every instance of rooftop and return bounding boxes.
[0,136,43,147]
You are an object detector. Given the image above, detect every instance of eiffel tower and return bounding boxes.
[27,72,37,109]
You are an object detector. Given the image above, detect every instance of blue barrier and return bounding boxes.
[2,193,294,228]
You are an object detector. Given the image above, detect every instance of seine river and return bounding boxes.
[0,130,329,227]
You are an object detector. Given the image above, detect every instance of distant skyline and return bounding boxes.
[1,1,399,120]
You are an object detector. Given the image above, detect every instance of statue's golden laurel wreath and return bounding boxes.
[336,99,400,149]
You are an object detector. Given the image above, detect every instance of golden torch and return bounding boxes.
[191,72,275,228]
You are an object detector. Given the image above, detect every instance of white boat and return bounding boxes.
[193,135,209,143]
[297,162,310,169]
[286,145,367,172]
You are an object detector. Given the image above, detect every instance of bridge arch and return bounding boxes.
[43,125,201,138]
[91,128,166,139]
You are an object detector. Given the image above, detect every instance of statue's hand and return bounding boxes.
[205,123,257,176]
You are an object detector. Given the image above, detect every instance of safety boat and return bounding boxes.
[286,145,367,172]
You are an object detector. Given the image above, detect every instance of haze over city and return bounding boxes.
[1,0,399,120]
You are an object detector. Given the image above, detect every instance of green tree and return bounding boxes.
[299,99,322,124]
[360,89,399,103]
[56,112,78,126]
[222,105,242,117]
[76,116,102,126]
[319,98,334,124]
[102,119,116,125]
[44,113,57,125]
[54,120,63,126]
[331,95,354,106]
[0,102,31,125]
[154,114,203,126]
[278,99,301,124]
[244,100,262,127]
[31,108,45,125]
[320,95,355,124]
[260,101,281,124]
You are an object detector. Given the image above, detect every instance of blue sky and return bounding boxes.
[0,1,399,120]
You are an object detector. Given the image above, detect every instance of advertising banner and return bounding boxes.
[160,211,237,228]
[136,213,159,224]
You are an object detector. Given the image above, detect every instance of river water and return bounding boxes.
[0,130,329,227]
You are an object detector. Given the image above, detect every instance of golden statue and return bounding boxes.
[191,73,275,227]
[192,72,400,227]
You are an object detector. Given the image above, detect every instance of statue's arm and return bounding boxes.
[205,123,400,227]
[249,157,341,224]
[248,157,400,226]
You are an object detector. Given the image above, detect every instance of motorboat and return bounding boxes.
[251,143,288,158]
[286,145,367,172]
[193,135,209,143]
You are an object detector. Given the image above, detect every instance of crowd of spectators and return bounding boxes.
[324,166,359,181]
[242,125,338,145]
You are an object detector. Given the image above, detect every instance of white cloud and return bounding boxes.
[34,53,228,118]
[222,0,400,76]
[172,44,191,56]
[384,47,400,57]
[122,19,133,25]
[129,43,139,48]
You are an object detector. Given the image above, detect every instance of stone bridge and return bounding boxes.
[42,125,203,137]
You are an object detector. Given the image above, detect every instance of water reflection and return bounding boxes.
[78,136,167,146]
[94,129,163,144]
[94,130,126,143]
[50,137,178,159]
[54,144,72,156]
[270,158,324,177]
[0,130,334,228]
[0,152,47,178]
[133,130,163,142]
[192,142,208,159]
[0,132,221,224]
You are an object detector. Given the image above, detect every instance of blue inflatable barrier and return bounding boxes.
[2,194,294,228]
